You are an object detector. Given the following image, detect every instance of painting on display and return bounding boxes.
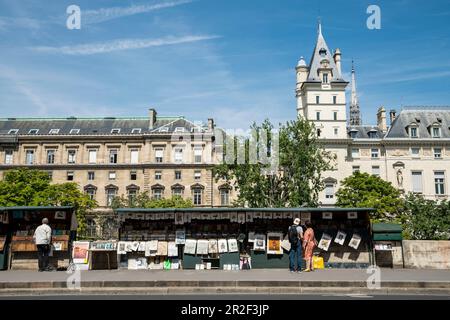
[218,239,228,253]
[72,241,90,264]
[253,234,266,251]
[317,233,332,251]
[184,239,197,255]
[334,231,347,246]
[145,241,158,257]
[175,230,186,245]
[349,234,362,250]
[168,242,178,257]
[196,240,209,255]
[208,239,218,254]
[266,232,283,255]
[227,239,239,253]
[157,241,168,256]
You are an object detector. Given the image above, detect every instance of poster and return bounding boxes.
[117,241,127,255]
[175,230,186,245]
[322,212,333,220]
[317,233,332,251]
[54,211,66,220]
[185,212,192,223]
[208,239,218,254]
[334,231,347,245]
[196,240,209,255]
[237,213,246,224]
[230,212,238,223]
[131,241,140,251]
[349,234,362,250]
[175,212,184,225]
[72,241,90,264]
[218,239,228,253]
[157,241,168,256]
[253,234,266,251]
[138,241,146,252]
[168,242,178,257]
[248,232,256,243]
[347,212,358,219]
[227,239,239,253]
[184,239,197,255]
[267,232,283,255]
[245,212,253,223]
[144,241,157,257]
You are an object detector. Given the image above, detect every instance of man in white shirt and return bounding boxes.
[288,218,304,272]
[33,218,52,271]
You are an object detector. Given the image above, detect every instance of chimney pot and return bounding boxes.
[149,108,157,129]
[208,118,214,131]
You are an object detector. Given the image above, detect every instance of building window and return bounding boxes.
[86,188,96,201]
[46,150,56,164]
[8,129,18,134]
[325,184,334,199]
[172,187,183,197]
[409,126,418,138]
[28,129,39,134]
[434,148,442,159]
[67,171,74,181]
[88,149,97,164]
[194,147,202,163]
[368,131,377,139]
[352,166,360,173]
[109,171,116,180]
[130,149,139,164]
[220,189,230,205]
[111,128,120,134]
[106,188,117,206]
[323,73,328,84]
[131,128,141,134]
[434,171,445,195]
[371,148,379,158]
[411,147,420,157]
[155,171,162,180]
[372,166,380,177]
[333,96,337,105]
[194,170,201,180]
[316,96,320,104]
[152,188,163,200]
[88,171,95,181]
[85,219,97,238]
[192,188,203,205]
[69,129,80,134]
[411,171,423,194]
[174,148,183,163]
[174,127,185,133]
[175,171,182,180]
[333,112,338,121]
[351,148,360,158]
[130,171,137,181]
[49,129,60,134]
[25,150,35,165]
[334,128,338,136]
[128,189,138,205]
[4,150,13,164]
[68,150,76,164]
[432,127,441,138]
[109,149,118,164]
[316,111,321,120]
[349,131,357,139]
[155,148,164,163]
[159,127,169,133]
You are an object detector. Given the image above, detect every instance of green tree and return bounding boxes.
[402,193,450,240]
[335,171,404,222]
[111,191,193,209]
[0,168,96,234]
[214,117,335,207]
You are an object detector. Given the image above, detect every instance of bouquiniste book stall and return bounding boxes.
[0,206,77,270]
[115,207,375,270]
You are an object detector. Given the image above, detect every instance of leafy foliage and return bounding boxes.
[111,192,193,209]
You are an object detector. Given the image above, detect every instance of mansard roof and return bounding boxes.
[385,107,450,139]
[347,125,385,139]
[0,115,207,136]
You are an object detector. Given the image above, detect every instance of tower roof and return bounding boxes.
[307,21,344,82]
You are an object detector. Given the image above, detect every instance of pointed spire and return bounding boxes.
[350,60,362,126]
[318,18,322,36]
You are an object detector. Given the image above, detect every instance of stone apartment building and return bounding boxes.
[295,23,450,205]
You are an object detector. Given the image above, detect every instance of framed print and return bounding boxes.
[301,212,311,224]
[208,239,218,254]
[138,241,146,251]
[237,213,246,224]
[175,230,186,245]
[145,241,157,257]
[349,234,362,250]
[245,212,253,222]
[322,212,333,220]
[347,212,358,219]
[248,232,256,243]
[157,241,168,256]
[318,233,332,251]
[196,240,209,255]
[218,239,228,253]
[253,234,266,251]
[334,231,347,246]
[168,242,178,257]
[131,241,140,251]
[72,241,90,264]
[185,212,192,223]
[253,212,262,219]
[230,212,238,223]
[263,212,273,220]
[184,239,197,255]
[117,241,127,255]
[227,239,239,253]
[175,212,184,225]
[125,242,134,252]
[54,211,66,220]
[267,232,283,255]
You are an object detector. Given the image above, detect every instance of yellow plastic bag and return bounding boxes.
[312,256,324,269]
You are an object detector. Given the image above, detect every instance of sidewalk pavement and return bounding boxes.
[0,269,449,295]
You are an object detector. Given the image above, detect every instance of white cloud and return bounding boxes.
[82,0,193,25]
[0,16,41,31]
[32,35,220,55]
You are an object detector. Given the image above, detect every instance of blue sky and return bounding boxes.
[0,0,449,129]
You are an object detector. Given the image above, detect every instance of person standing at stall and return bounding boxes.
[303,221,317,272]
[33,218,52,272]
[288,218,303,273]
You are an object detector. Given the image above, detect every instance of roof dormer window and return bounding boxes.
[174,127,185,133]
[409,126,418,138]
[131,128,141,134]
[111,128,121,134]
[8,129,18,134]
[349,129,358,139]
[28,129,39,134]
[432,127,441,138]
[49,129,60,134]
[319,48,327,57]
[70,129,80,134]
[158,127,169,133]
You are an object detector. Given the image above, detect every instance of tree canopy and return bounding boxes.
[111,192,193,209]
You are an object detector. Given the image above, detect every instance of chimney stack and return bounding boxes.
[149,108,157,129]
[333,48,342,76]
[389,109,397,125]
[207,118,214,131]
[377,107,387,132]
